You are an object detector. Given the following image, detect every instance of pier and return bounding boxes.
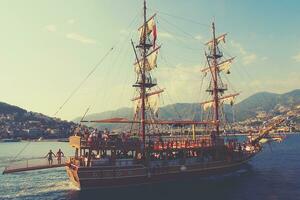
[3,157,67,174]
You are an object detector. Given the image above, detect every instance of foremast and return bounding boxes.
[132,0,160,153]
[141,0,147,151]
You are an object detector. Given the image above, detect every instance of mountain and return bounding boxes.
[0,102,26,115]
[75,89,300,129]
[234,89,300,121]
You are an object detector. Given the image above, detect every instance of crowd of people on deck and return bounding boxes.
[73,124,139,148]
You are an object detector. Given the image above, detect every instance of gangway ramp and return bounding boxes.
[2,157,67,174]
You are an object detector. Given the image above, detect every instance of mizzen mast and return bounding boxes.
[202,22,238,138]
[212,22,220,135]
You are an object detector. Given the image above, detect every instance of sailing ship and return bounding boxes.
[2,0,290,190]
[64,0,286,189]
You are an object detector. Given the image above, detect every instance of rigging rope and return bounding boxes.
[53,46,114,117]
[149,8,210,28]
[10,141,31,164]
[81,12,140,121]
[159,16,205,47]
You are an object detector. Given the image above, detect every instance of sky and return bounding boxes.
[0,0,300,121]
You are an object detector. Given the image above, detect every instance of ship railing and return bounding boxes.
[70,136,226,153]
[3,157,67,174]
[90,158,141,167]
[85,140,142,150]
[150,138,215,151]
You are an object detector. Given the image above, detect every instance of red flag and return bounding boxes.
[152,24,157,49]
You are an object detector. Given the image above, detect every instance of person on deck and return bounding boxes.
[45,150,56,166]
[56,149,64,164]
[74,124,82,136]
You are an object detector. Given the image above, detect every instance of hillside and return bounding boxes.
[75,89,300,129]
[0,102,75,139]
[0,102,26,115]
[234,89,300,120]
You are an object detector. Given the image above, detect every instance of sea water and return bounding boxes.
[0,135,299,200]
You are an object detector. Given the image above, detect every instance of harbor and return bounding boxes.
[0,0,300,199]
[1,134,300,199]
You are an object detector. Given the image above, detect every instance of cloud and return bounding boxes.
[194,34,203,41]
[230,40,257,65]
[67,19,75,25]
[243,53,257,65]
[45,24,57,32]
[248,73,300,93]
[120,29,129,35]
[261,56,268,61]
[292,52,300,62]
[230,40,247,55]
[159,31,175,39]
[155,64,203,103]
[66,33,96,44]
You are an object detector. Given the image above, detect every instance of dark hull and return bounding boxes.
[66,154,254,190]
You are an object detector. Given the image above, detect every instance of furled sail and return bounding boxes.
[201,93,239,110]
[134,99,141,114]
[138,14,157,45]
[146,93,160,116]
[220,96,235,106]
[134,46,160,73]
[218,58,233,74]
[202,102,214,111]
[133,90,163,116]
[201,57,235,75]
[205,33,227,47]
[131,88,164,101]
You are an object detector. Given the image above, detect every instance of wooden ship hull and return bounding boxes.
[0,1,292,191]
[66,154,255,189]
[62,0,285,191]
[65,135,259,190]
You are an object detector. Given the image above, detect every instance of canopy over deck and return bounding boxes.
[81,117,218,125]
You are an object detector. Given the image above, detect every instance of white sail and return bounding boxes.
[133,99,141,115]
[134,47,159,73]
[138,14,157,43]
[201,57,234,74]
[202,102,214,111]
[218,59,233,74]
[146,94,160,115]
[205,33,227,46]
[133,94,160,116]
[201,93,239,111]
[131,89,164,101]
[220,96,235,105]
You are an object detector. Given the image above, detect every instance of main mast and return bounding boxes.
[141,0,147,150]
[132,0,160,153]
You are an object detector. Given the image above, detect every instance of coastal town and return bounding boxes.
[230,104,300,134]
[0,101,299,141]
[0,111,75,140]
